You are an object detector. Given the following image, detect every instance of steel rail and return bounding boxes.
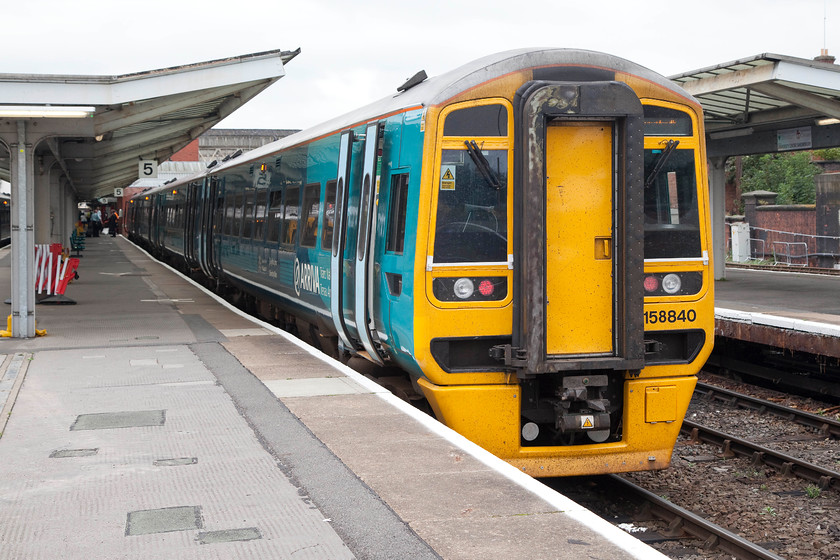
[608,474,786,560]
[695,381,840,438]
[681,419,840,490]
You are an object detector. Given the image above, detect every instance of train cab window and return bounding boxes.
[643,147,701,258]
[433,101,511,264]
[300,183,321,248]
[643,105,693,136]
[444,105,507,136]
[386,173,409,254]
[321,180,337,251]
[433,148,508,263]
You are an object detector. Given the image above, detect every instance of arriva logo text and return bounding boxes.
[294,257,321,297]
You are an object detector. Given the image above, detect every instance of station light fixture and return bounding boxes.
[0,105,95,118]
[817,117,840,126]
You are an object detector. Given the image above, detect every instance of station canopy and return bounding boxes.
[670,52,840,157]
[0,48,299,200]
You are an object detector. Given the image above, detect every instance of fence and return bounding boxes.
[726,223,840,268]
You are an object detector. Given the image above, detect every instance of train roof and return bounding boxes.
[214,48,694,172]
[137,48,697,189]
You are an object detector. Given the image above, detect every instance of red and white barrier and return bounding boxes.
[34,244,79,297]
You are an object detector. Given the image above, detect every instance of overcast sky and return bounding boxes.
[4,0,838,130]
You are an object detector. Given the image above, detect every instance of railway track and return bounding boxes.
[553,377,840,559]
[694,382,840,439]
[606,475,786,560]
[680,418,840,491]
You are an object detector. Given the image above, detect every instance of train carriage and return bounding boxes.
[129,48,714,477]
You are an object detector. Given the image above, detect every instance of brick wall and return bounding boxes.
[751,206,816,262]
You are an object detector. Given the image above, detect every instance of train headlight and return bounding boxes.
[522,422,540,442]
[453,278,475,299]
[432,277,508,302]
[661,273,682,294]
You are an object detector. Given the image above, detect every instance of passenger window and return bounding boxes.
[321,180,337,250]
[232,194,243,237]
[266,190,282,243]
[281,186,300,246]
[386,174,409,254]
[300,183,321,248]
[254,189,268,241]
[242,189,255,239]
[223,193,235,235]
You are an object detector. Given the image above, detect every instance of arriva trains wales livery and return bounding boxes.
[128,48,714,477]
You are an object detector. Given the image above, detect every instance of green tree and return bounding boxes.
[739,152,819,205]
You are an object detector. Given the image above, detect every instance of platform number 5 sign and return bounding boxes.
[139,160,158,178]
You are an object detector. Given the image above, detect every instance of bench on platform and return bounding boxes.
[69,231,85,256]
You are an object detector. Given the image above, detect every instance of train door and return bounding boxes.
[504,81,646,375]
[330,131,357,350]
[330,125,386,361]
[197,177,218,279]
[544,122,613,355]
[184,182,198,268]
[210,177,225,279]
[353,122,385,364]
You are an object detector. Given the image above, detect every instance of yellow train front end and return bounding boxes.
[412,58,714,477]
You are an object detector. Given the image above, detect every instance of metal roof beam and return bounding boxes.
[678,63,777,96]
[77,132,199,180]
[94,117,207,157]
[749,81,840,120]
[93,81,261,135]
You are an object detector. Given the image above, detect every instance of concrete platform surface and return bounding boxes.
[0,236,664,560]
[717,267,840,328]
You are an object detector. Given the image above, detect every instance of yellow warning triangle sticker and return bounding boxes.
[582,417,594,428]
[442,168,455,180]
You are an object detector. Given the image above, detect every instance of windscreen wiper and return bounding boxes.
[464,140,502,190]
[644,139,680,188]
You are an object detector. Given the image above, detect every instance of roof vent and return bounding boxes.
[222,149,243,162]
[397,70,427,93]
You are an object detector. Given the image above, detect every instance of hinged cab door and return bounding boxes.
[510,80,645,375]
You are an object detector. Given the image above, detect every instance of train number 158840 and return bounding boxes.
[644,309,697,325]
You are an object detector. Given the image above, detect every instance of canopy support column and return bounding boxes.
[709,156,727,280]
[10,121,37,338]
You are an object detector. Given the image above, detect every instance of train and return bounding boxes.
[0,193,10,247]
[127,48,714,477]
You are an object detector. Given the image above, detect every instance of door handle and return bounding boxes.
[594,236,611,260]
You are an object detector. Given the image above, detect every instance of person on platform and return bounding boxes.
[90,209,102,237]
[104,211,117,237]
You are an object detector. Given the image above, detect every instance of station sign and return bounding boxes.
[114,187,124,197]
[777,127,812,151]
[139,160,158,178]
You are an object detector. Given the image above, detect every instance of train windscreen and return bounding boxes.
[433,147,508,263]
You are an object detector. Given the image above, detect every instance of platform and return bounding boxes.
[0,236,662,559]
[715,267,840,358]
